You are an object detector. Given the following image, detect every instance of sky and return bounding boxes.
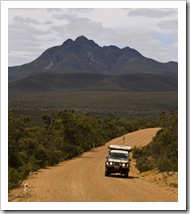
[8,7,178,66]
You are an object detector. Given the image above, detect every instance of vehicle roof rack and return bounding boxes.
[108,145,132,152]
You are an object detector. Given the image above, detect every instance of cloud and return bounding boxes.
[67,8,94,13]
[8,14,57,65]
[8,49,43,66]
[44,20,53,25]
[8,8,178,66]
[157,19,178,30]
[13,16,40,24]
[128,8,177,18]
[46,8,63,13]
[52,13,113,43]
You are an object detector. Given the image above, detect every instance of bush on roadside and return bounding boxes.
[136,157,155,172]
[133,112,178,173]
[8,108,143,190]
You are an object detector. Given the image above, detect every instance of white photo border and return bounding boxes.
[1,0,186,211]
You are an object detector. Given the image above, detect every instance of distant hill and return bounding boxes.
[8,36,178,92]
[9,72,178,92]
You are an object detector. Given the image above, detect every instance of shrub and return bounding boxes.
[133,147,145,159]
[8,168,21,190]
[8,108,143,190]
[134,112,178,172]
[136,157,155,172]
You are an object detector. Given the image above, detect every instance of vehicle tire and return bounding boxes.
[105,168,110,176]
[124,171,129,178]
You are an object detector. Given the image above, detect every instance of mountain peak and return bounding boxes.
[75,35,88,42]
[75,35,98,47]
[62,38,73,46]
[8,36,178,83]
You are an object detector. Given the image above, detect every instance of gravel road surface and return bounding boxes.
[9,128,177,202]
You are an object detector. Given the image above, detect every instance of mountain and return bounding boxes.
[8,36,178,92]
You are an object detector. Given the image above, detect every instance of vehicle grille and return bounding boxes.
[113,162,120,166]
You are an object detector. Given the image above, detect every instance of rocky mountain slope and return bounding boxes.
[8,36,178,92]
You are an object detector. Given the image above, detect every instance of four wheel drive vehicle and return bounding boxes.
[105,145,132,178]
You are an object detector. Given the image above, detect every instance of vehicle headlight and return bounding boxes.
[122,163,125,167]
[106,161,113,166]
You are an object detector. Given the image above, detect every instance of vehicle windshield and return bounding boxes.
[109,152,128,160]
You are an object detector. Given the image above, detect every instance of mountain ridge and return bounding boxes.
[8,36,178,82]
[9,72,178,92]
[8,36,178,92]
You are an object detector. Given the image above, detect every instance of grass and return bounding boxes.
[9,90,178,120]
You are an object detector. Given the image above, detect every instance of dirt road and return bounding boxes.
[9,128,178,202]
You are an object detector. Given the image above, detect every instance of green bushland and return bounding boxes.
[9,108,153,190]
[8,107,178,190]
[8,90,178,120]
[133,112,178,172]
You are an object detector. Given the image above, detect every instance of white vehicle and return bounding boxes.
[105,144,132,178]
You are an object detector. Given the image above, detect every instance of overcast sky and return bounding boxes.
[8,8,178,66]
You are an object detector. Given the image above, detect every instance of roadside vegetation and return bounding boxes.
[8,108,145,190]
[8,107,178,190]
[133,112,178,172]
